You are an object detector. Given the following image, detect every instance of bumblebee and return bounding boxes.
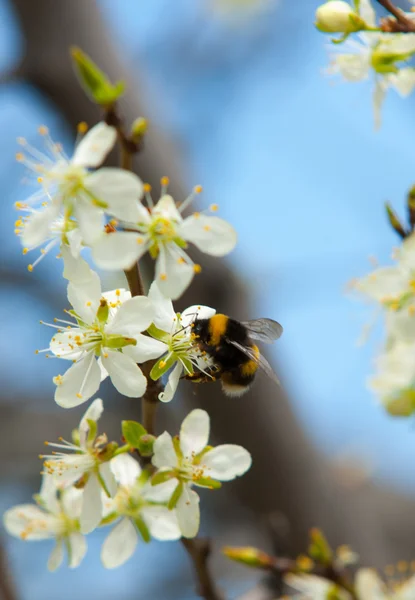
[186,314,283,396]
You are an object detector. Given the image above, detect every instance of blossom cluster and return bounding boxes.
[5,116,253,571]
[315,0,415,128]
[351,233,415,416]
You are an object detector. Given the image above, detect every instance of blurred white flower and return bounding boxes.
[92,179,237,299]
[151,409,252,538]
[369,340,415,416]
[145,282,216,403]
[41,272,164,408]
[315,1,369,34]
[101,454,181,569]
[3,475,87,571]
[325,33,415,128]
[356,568,415,599]
[40,398,118,534]
[15,122,144,248]
[352,234,415,342]
[284,573,351,599]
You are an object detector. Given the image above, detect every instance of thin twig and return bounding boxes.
[0,541,19,600]
[376,0,415,31]
[182,538,225,600]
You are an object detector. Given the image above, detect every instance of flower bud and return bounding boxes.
[137,434,156,457]
[131,117,148,142]
[315,1,363,33]
[222,546,273,569]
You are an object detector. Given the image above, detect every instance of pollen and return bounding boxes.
[109,219,118,226]
[177,257,186,264]
[35,350,39,355]
[159,360,166,368]
[193,212,200,219]
[210,204,219,211]
[15,202,26,209]
[160,273,167,281]
[27,264,33,272]
[161,176,169,186]
[22,248,29,255]
[193,264,202,274]
[203,225,210,232]
[103,352,108,358]
[76,393,83,399]
[15,152,24,162]
[38,125,49,135]
[137,237,144,244]
[194,185,203,194]
[86,301,92,306]
[115,289,121,296]
[144,183,152,192]
[37,176,43,183]
[77,121,88,134]
[15,219,23,227]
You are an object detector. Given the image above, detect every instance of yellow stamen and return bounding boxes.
[161,176,169,186]
[210,204,219,211]
[37,176,43,183]
[15,152,24,162]
[203,225,210,231]
[144,183,152,192]
[76,393,82,399]
[77,121,88,134]
[27,264,33,272]
[194,185,203,194]
[137,237,144,244]
[193,264,202,274]
[160,273,167,281]
[38,125,49,135]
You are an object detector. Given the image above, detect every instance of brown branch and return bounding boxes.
[0,541,19,600]
[376,0,415,31]
[182,538,225,600]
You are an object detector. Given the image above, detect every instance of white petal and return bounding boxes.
[61,487,83,519]
[141,506,181,541]
[153,194,183,223]
[21,203,60,249]
[48,541,64,571]
[152,432,179,469]
[39,473,60,514]
[353,267,407,302]
[3,505,57,540]
[179,215,237,256]
[123,334,167,363]
[68,532,87,568]
[176,485,200,538]
[373,80,388,131]
[74,198,104,246]
[155,245,194,300]
[105,295,154,337]
[54,353,101,408]
[202,444,252,481]
[180,409,210,458]
[148,281,176,331]
[359,0,376,27]
[159,362,183,403]
[101,350,147,397]
[92,231,148,270]
[399,575,415,599]
[389,67,415,97]
[101,517,138,569]
[98,462,118,497]
[79,397,104,447]
[80,473,103,534]
[61,246,92,284]
[49,330,84,361]
[86,168,144,222]
[110,454,141,486]
[72,122,117,168]
[181,305,216,328]
[285,574,347,598]
[67,270,101,324]
[66,228,83,258]
[141,478,179,503]
[355,569,387,599]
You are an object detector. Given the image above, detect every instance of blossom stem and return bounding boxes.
[0,540,19,600]
[376,0,415,31]
[182,538,225,600]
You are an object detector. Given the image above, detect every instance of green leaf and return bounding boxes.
[308,528,333,566]
[70,46,125,106]
[385,203,407,239]
[86,418,97,445]
[168,481,183,510]
[147,323,170,343]
[151,469,175,486]
[122,420,147,448]
[134,515,151,543]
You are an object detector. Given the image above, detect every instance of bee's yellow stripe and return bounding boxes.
[240,345,260,377]
[208,314,229,346]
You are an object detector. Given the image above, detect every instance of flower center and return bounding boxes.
[148,216,178,243]
[115,486,145,517]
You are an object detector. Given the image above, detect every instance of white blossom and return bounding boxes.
[15,122,144,251]
[41,272,163,408]
[151,409,252,538]
[40,398,118,534]
[92,179,237,299]
[325,33,415,128]
[144,282,216,403]
[284,573,351,599]
[101,454,181,569]
[356,568,415,600]
[352,234,415,342]
[369,340,415,416]
[3,475,87,571]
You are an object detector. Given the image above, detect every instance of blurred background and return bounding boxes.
[2,0,415,599]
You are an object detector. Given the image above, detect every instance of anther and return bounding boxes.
[77,121,88,134]
[194,185,203,194]
[27,264,33,272]
[22,248,29,255]
[159,360,166,368]
[161,176,169,186]
[38,125,49,135]
[210,204,219,212]
[160,273,167,281]
[76,393,82,399]
[136,237,144,244]
[144,183,152,192]
[203,225,210,232]
[193,212,200,219]
[37,176,43,183]
[193,264,202,274]
[15,219,23,227]
[86,301,92,306]
[15,152,24,162]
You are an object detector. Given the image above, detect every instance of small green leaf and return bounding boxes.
[308,528,332,566]
[134,515,151,543]
[70,46,125,106]
[168,481,183,510]
[223,546,273,569]
[97,300,109,324]
[151,469,175,486]
[147,323,170,344]
[150,354,176,381]
[194,477,222,490]
[122,420,147,448]
[137,434,156,457]
[386,203,407,239]
[131,117,148,141]
[86,418,97,444]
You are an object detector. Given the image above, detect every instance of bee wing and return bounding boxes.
[241,318,283,344]
[227,339,280,385]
